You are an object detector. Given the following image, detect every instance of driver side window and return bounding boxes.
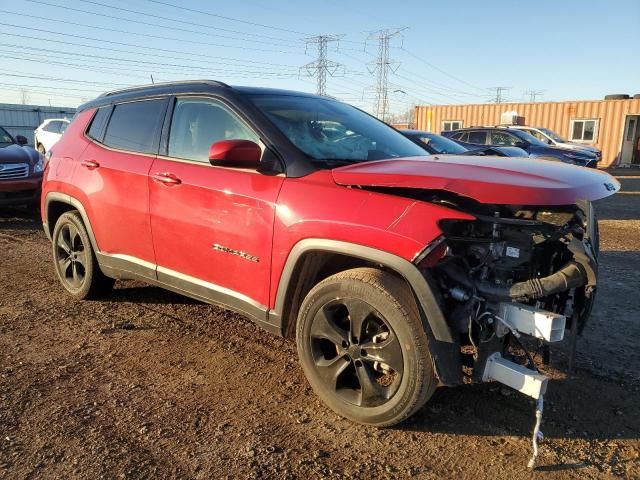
[168,97,259,163]
[490,131,518,146]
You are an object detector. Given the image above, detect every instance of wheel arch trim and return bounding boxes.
[44,192,100,252]
[272,238,455,344]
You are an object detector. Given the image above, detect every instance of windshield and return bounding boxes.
[0,126,13,146]
[249,94,427,166]
[538,127,567,143]
[510,129,548,147]
[412,133,468,154]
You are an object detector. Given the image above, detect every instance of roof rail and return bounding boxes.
[100,80,231,98]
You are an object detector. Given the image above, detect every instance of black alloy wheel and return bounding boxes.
[55,222,88,290]
[297,268,437,426]
[52,211,114,299]
[309,297,403,408]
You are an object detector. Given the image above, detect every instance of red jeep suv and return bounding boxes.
[41,81,618,428]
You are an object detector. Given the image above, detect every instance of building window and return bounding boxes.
[442,120,463,132]
[569,119,599,142]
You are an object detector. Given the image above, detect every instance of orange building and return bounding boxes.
[413,98,640,168]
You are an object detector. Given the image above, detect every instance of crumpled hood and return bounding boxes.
[331,155,620,205]
[0,144,39,165]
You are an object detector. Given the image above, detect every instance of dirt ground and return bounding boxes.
[1,170,639,479]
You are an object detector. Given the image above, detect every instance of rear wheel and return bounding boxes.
[296,268,437,426]
[52,211,114,299]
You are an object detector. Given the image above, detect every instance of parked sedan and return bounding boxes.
[442,127,598,167]
[401,129,528,157]
[34,118,70,154]
[0,126,44,206]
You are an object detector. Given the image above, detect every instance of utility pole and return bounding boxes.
[301,35,344,96]
[490,86,510,104]
[524,90,544,102]
[19,88,30,105]
[367,28,406,121]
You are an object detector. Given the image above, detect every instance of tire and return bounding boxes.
[296,267,437,427]
[604,94,630,100]
[37,143,46,155]
[52,211,114,299]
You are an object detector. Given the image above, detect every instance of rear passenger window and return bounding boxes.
[168,97,259,163]
[45,121,60,133]
[103,100,166,154]
[468,131,487,144]
[86,107,111,141]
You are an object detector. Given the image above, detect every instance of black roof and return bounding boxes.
[78,80,326,112]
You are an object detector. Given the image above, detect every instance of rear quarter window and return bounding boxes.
[86,107,111,142]
[102,99,166,154]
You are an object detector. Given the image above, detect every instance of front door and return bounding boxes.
[620,115,640,165]
[149,96,283,315]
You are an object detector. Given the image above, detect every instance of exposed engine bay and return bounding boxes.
[410,192,600,467]
[434,201,597,353]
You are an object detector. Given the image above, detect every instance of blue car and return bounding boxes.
[400,129,528,157]
[442,127,598,167]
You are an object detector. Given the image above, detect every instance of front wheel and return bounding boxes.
[37,143,45,155]
[296,268,437,426]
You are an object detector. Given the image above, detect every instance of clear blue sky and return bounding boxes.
[1,0,638,113]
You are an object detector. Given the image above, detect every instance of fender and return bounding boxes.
[43,192,100,251]
[269,238,462,386]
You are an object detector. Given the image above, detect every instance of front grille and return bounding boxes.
[0,163,29,180]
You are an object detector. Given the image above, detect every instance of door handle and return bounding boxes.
[81,159,100,169]
[151,172,182,185]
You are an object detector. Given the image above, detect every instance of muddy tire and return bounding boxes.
[296,267,436,426]
[52,211,114,299]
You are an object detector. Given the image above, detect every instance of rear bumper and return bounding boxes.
[0,175,43,206]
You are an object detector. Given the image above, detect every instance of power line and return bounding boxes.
[0,9,297,50]
[399,47,487,93]
[367,28,406,121]
[22,0,304,46]
[143,0,310,36]
[301,35,344,96]
[0,21,302,59]
[0,33,300,72]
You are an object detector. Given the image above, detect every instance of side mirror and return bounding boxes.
[515,141,528,149]
[16,135,28,146]
[208,139,261,168]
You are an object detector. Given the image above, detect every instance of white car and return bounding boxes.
[504,125,601,160]
[34,118,70,154]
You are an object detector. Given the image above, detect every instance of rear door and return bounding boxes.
[75,98,168,277]
[149,96,283,311]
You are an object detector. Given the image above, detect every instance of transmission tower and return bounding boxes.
[490,86,511,103]
[301,35,344,96]
[524,90,544,102]
[367,28,406,121]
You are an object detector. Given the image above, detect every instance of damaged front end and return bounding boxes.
[420,200,598,388]
[416,199,599,466]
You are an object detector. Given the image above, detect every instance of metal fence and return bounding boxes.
[0,103,77,146]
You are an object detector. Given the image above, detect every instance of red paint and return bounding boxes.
[42,109,619,312]
[148,157,283,306]
[208,139,262,167]
[332,155,620,205]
